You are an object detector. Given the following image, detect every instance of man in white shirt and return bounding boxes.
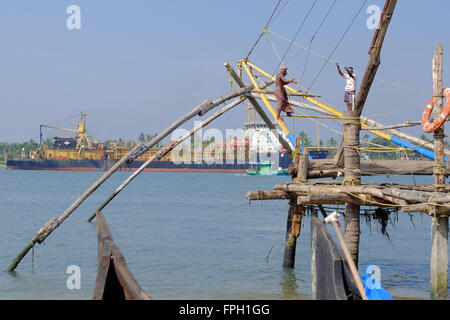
[336,63,356,111]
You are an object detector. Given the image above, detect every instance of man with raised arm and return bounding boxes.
[336,63,356,111]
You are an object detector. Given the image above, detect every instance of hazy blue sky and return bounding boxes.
[1,0,449,144]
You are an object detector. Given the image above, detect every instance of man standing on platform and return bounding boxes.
[275,66,297,120]
[336,63,356,111]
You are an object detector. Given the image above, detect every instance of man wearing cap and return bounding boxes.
[336,63,356,111]
[275,66,297,120]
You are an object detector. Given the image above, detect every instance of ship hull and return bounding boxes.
[5,159,249,173]
[5,151,298,173]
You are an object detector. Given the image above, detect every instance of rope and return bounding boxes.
[299,0,337,88]
[265,202,289,263]
[268,30,428,97]
[307,0,368,91]
[273,0,318,75]
[342,176,361,186]
[245,0,283,60]
[367,106,424,118]
[433,162,447,176]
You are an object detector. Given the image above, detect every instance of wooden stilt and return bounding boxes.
[342,111,362,267]
[283,200,303,269]
[430,44,448,300]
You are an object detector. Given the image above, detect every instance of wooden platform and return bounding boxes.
[247,181,450,217]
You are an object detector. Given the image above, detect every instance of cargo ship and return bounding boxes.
[5,111,301,172]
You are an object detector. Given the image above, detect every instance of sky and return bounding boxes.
[1,0,450,144]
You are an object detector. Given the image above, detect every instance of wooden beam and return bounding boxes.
[246,190,292,201]
[307,159,448,178]
[355,0,397,116]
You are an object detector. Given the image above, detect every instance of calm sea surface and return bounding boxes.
[0,168,448,300]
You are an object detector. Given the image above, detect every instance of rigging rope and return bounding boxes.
[245,0,284,60]
[299,0,337,86]
[268,29,428,97]
[307,0,368,92]
[273,0,318,75]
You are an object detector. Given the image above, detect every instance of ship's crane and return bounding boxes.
[39,112,93,149]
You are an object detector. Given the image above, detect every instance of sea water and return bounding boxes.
[0,168,447,299]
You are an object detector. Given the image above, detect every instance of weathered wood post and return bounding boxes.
[430,44,449,300]
[283,138,305,268]
[342,111,361,266]
[283,200,303,269]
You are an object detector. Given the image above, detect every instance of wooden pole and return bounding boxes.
[325,212,368,300]
[342,111,361,266]
[334,0,397,166]
[317,123,321,148]
[6,85,254,272]
[430,44,448,300]
[295,149,309,183]
[355,0,397,117]
[283,200,303,269]
[86,79,274,223]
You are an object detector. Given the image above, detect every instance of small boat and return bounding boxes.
[310,217,392,300]
[246,161,289,176]
[93,211,151,300]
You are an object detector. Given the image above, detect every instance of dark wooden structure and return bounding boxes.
[311,217,361,300]
[93,211,151,300]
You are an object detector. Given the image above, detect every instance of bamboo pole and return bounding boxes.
[6,85,255,272]
[430,44,448,300]
[360,117,450,158]
[87,80,273,222]
[334,0,397,167]
[360,121,420,131]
